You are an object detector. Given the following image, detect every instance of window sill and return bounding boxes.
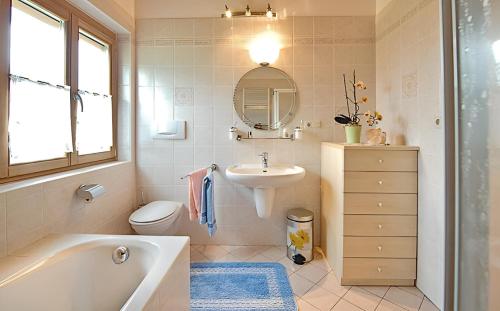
[0,161,131,194]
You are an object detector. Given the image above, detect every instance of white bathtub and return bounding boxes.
[0,234,190,311]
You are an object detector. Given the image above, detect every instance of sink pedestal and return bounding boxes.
[254,188,275,219]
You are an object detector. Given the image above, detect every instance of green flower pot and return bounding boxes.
[344,124,362,144]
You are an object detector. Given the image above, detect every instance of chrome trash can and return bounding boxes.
[287,208,313,265]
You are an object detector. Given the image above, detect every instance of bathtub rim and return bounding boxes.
[0,233,190,310]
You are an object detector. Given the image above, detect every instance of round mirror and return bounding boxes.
[233,67,297,131]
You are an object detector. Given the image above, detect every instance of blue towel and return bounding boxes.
[199,171,216,236]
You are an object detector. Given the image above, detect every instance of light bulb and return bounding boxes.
[225,5,232,18]
[245,5,251,17]
[266,4,273,18]
[249,31,281,65]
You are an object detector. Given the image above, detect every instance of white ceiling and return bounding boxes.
[135,0,377,19]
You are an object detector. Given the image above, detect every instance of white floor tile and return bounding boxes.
[309,257,332,272]
[246,254,273,262]
[295,262,329,283]
[317,271,350,297]
[376,299,406,311]
[397,287,424,299]
[362,286,390,298]
[343,287,383,311]
[216,253,241,262]
[278,257,304,275]
[190,250,209,262]
[289,273,316,297]
[419,297,440,311]
[219,245,242,253]
[332,299,364,311]
[297,297,320,311]
[384,287,424,311]
[260,246,287,261]
[198,245,229,260]
[310,250,332,272]
[191,244,204,252]
[229,245,266,260]
[302,285,341,311]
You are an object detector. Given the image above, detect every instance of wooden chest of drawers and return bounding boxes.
[320,143,419,286]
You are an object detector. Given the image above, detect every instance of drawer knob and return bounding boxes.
[378,224,383,229]
[378,159,384,164]
[377,267,382,273]
[377,202,383,207]
[378,180,383,185]
[378,246,383,252]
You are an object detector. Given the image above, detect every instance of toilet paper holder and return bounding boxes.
[77,184,105,203]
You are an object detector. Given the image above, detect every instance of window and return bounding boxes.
[0,0,117,182]
[76,30,113,156]
[9,0,72,165]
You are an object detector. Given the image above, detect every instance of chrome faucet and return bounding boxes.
[259,152,269,169]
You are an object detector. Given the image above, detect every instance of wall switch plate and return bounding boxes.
[304,120,321,128]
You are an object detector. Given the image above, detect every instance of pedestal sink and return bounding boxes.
[226,164,306,218]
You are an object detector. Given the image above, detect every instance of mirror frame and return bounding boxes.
[233,66,297,131]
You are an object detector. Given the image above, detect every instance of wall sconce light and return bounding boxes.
[221,3,277,19]
[224,5,232,18]
[245,5,252,17]
[266,4,273,18]
[249,31,281,66]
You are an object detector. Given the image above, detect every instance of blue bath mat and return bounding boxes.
[190,262,297,311]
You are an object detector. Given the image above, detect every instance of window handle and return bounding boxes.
[74,92,84,112]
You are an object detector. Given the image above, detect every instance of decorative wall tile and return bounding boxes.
[402,73,418,98]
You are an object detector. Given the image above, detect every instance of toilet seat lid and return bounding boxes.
[129,201,183,224]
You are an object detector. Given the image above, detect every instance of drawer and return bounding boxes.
[344,215,417,236]
[343,258,416,280]
[344,150,417,172]
[344,193,417,215]
[344,172,417,193]
[344,237,417,258]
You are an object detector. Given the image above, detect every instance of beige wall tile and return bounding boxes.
[6,185,46,254]
[294,17,314,37]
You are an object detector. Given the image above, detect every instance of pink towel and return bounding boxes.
[188,168,207,221]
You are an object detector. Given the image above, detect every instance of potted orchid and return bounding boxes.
[334,70,369,144]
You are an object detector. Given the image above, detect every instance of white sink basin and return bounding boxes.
[226,164,305,188]
[226,164,306,218]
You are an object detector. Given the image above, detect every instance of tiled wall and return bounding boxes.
[376,0,444,308]
[0,35,136,258]
[135,16,376,245]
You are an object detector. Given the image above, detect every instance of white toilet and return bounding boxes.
[129,201,184,235]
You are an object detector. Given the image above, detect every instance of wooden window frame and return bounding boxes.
[0,0,118,184]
